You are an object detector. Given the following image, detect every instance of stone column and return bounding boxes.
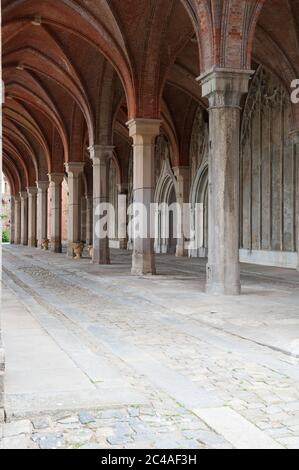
[36,181,49,248]
[14,194,21,244]
[80,195,87,243]
[65,162,85,257]
[48,173,64,253]
[89,146,112,265]
[199,68,252,295]
[85,194,93,247]
[127,119,161,275]
[118,192,128,250]
[173,166,190,257]
[20,191,28,246]
[10,196,15,244]
[290,130,299,271]
[27,187,37,247]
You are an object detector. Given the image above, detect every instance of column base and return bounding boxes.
[206,282,241,296]
[119,239,128,250]
[92,251,111,265]
[92,258,111,265]
[176,244,188,257]
[131,252,156,276]
[92,239,110,265]
[28,239,37,248]
[67,244,74,258]
[206,264,241,296]
[51,242,62,254]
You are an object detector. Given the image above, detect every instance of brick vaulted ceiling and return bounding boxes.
[2,0,299,194]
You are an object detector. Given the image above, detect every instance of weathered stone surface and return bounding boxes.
[32,418,51,430]
[65,428,94,446]
[107,434,134,446]
[78,411,96,425]
[1,435,30,449]
[32,432,64,450]
[3,420,32,437]
[3,247,299,449]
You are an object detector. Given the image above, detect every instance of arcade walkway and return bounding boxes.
[1,245,299,449]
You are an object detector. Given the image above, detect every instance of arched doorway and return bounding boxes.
[189,163,209,258]
[108,154,121,247]
[155,159,178,254]
[1,174,11,243]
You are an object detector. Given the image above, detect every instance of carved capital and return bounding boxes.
[88,145,114,164]
[27,186,38,196]
[65,162,85,177]
[198,68,254,108]
[127,118,161,145]
[48,173,65,185]
[19,190,28,200]
[36,181,49,192]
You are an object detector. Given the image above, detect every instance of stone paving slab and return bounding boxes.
[2,246,299,448]
[1,283,148,420]
[194,407,284,449]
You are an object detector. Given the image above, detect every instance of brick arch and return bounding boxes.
[3,164,17,196]
[2,0,136,117]
[3,153,23,193]
[181,0,265,73]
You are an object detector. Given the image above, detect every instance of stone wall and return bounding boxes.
[240,66,297,255]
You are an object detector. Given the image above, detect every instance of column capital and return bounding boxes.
[36,180,49,191]
[65,162,85,176]
[19,190,28,199]
[197,67,254,108]
[127,118,162,141]
[48,173,65,185]
[27,186,38,196]
[290,129,299,144]
[88,145,114,163]
[14,194,21,202]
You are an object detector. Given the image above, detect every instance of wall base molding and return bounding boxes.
[240,249,297,269]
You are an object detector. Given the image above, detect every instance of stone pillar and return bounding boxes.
[65,162,85,257]
[173,166,190,257]
[20,191,28,246]
[10,195,15,244]
[27,187,37,247]
[80,196,87,243]
[48,173,64,253]
[290,130,299,271]
[36,181,49,248]
[89,146,112,265]
[85,194,93,247]
[199,68,252,295]
[118,192,128,250]
[127,119,161,275]
[14,194,21,244]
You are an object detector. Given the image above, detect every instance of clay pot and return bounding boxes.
[72,242,84,260]
[88,245,94,259]
[41,239,49,251]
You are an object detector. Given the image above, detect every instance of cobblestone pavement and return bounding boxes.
[1,245,299,449]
